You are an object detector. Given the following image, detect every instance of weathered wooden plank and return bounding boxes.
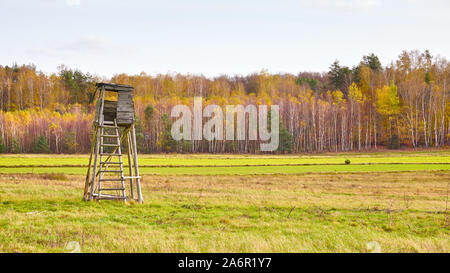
[118,90,134,113]
[117,114,134,118]
[103,100,118,109]
[117,112,134,118]
[118,92,134,99]
[117,118,134,124]
[117,120,133,124]
[117,108,134,113]
[118,98,133,103]
[118,98,133,102]
[118,91,133,95]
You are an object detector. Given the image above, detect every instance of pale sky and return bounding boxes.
[1,0,449,78]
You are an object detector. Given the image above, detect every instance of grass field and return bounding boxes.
[0,150,449,175]
[1,151,450,167]
[0,151,449,252]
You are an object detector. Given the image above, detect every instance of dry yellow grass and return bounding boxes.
[0,171,448,252]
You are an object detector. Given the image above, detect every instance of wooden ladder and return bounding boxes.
[96,119,127,200]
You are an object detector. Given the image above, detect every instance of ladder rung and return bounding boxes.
[103,121,115,125]
[123,176,141,179]
[101,134,119,138]
[95,195,128,200]
[100,125,119,129]
[99,188,125,191]
[99,170,122,173]
[101,143,120,147]
[100,153,122,156]
[100,178,124,182]
[100,161,122,164]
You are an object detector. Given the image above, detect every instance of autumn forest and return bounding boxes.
[0,50,449,154]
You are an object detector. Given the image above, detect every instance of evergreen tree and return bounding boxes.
[353,54,381,84]
[32,135,50,153]
[144,104,154,122]
[134,115,147,152]
[362,53,382,71]
[388,134,400,149]
[296,77,318,91]
[328,60,352,92]
[11,138,21,153]
[278,123,294,153]
[58,65,94,105]
[0,135,5,153]
[160,114,177,152]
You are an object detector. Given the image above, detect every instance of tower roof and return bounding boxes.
[96,82,134,92]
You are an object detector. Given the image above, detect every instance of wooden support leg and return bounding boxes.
[126,132,135,200]
[89,125,101,200]
[84,128,97,200]
[131,124,143,203]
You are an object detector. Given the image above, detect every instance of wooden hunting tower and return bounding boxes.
[84,83,143,203]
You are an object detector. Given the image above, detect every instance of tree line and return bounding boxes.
[0,50,449,153]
